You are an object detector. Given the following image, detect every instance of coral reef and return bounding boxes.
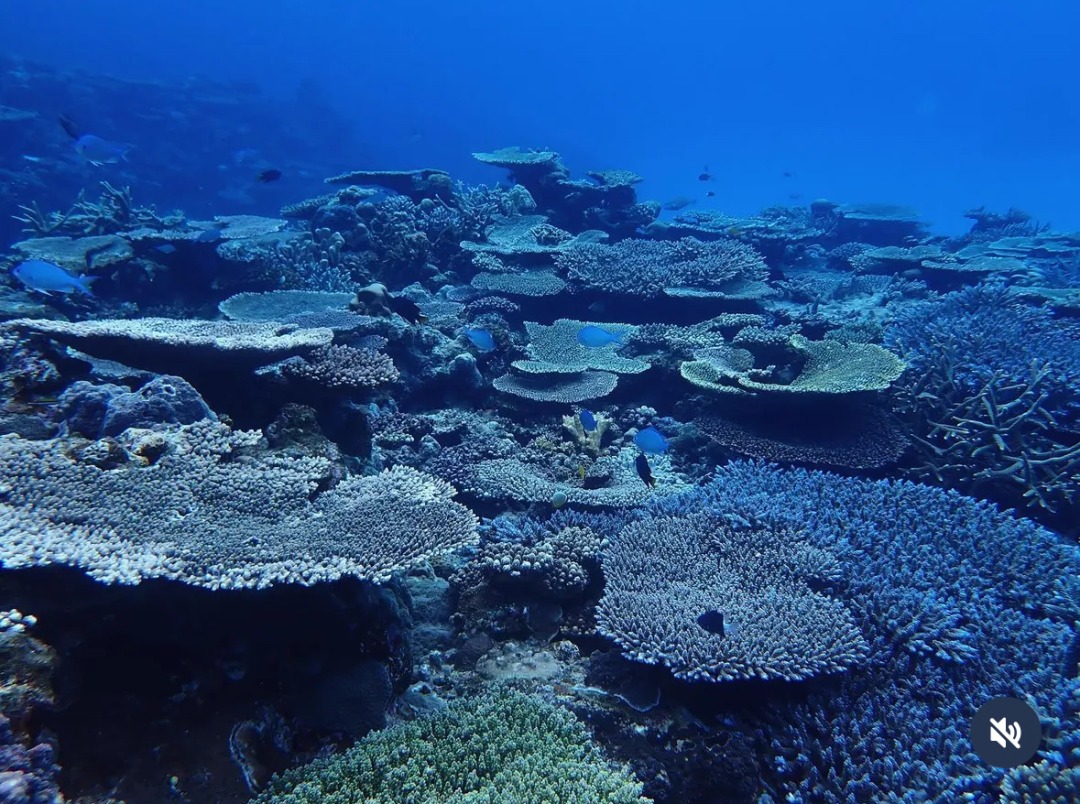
[252,688,649,803]
[1,71,1078,801]
[598,512,868,682]
[886,284,1080,516]
[0,420,478,587]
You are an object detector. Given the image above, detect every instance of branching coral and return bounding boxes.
[598,513,867,682]
[886,285,1080,514]
[658,461,1079,800]
[253,688,649,803]
[13,181,177,236]
[257,344,399,390]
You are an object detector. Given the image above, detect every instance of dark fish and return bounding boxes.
[696,610,726,637]
[783,170,795,178]
[58,113,81,140]
[698,165,712,182]
[256,168,282,183]
[663,196,696,211]
[706,191,716,198]
[635,453,655,487]
[388,294,428,325]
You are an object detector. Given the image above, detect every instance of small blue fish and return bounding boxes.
[577,325,622,348]
[12,260,96,297]
[579,408,597,432]
[634,426,669,455]
[463,327,495,352]
[153,244,177,254]
[73,134,131,166]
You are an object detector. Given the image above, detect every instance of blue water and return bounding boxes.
[4,0,1078,233]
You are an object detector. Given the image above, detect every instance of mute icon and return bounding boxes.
[971,697,1041,768]
[989,716,1021,750]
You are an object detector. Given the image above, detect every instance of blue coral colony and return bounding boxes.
[0,58,1078,804]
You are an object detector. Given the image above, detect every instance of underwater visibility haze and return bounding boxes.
[0,1,1078,802]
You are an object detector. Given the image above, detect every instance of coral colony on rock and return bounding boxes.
[0,56,1079,804]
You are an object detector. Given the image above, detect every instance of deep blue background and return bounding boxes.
[3,0,1078,233]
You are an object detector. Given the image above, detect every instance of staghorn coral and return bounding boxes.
[663,461,1078,800]
[13,181,175,237]
[598,513,867,682]
[886,285,1080,515]
[0,420,478,588]
[999,759,1080,802]
[252,688,648,803]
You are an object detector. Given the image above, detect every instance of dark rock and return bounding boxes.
[0,413,56,440]
[57,376,216,438]
[311,203,360,235]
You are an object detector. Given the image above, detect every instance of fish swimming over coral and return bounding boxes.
[12,260,97,297]
[386,294,428,325]
[257,168,282,183]
[73,134,131,166]
[634,426,669,454]
[463,327,495,352]
[577,325,622,348]
[663,197,696,211]
[579,408,597,432]
[634,453,656,487]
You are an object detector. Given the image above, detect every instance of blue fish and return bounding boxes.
[12,260,96,297]
[463,327,495,351]
[577,325,622,348]
[73,134,131,166]
[634,426,669,455]
[153,244,177,255]
[579,408,597,432]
